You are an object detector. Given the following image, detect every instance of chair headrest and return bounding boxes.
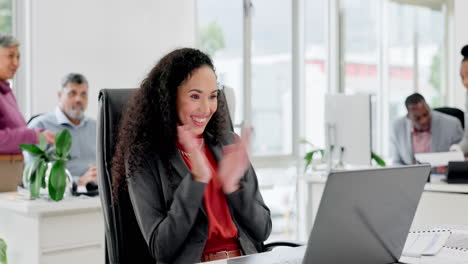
[98,89,136,163]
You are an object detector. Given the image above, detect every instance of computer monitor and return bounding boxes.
[325,93,372,166]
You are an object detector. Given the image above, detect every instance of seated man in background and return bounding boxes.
[390,93,464,165]
[27,73,96,186]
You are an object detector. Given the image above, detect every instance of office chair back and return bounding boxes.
[434,107,465,129]
[97,88,153,263]
[97,87,235,263]
[27,113,43,125]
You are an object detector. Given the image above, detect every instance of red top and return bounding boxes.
[177,140,240,255]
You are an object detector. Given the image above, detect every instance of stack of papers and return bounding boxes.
[399,227,468,263]
[402,230,451,257]
[414,151,464,167]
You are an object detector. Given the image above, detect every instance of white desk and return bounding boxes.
[202,227,468,263]
[302,174,468,233]
[0,191,104,264]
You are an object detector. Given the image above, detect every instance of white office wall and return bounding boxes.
[452,0,468,109]
[15,0,195,119]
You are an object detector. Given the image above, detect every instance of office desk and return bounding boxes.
[0,191,104,264]
[302,174,468,233]
[201,244,468,263]
[202,225,468,263]
[201,246,306,264]
[413,180,468,227]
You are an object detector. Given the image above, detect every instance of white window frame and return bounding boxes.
[337,0,450,159]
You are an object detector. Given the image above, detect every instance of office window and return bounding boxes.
[338,0,446,158]
[0,0,12,33]
[197,0,450,241]
[197,0,296,242]
[388,3,416,123]
[339,0,381,156]
[197,0,244,126]
[415,6,444,107]
[341,0,379,95]
[304,0,327,149]
[251,0,292,156]
[250,0,295,241]
[387,2,445,149]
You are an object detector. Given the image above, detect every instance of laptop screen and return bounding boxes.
[303,165,430,264]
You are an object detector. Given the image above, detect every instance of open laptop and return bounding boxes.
[223,164,430,264]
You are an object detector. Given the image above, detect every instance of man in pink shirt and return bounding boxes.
[0,34,54,154]
[390,93,464,165]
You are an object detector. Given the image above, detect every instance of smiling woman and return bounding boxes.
[176,66,219,136]
[0,34,55,154]
[111,48,272,263]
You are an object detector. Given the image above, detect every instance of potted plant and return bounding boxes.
[371,152,386,167]
[0,238,6,264]
[19,129,72,201]
[300,139,386,172]
[299,139,325,172]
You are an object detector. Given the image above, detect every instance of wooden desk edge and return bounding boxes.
[0,154,24,161]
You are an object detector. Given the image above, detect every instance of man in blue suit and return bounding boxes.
[390,93,463,165]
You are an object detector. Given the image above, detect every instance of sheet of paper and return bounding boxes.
[446,229,468,249]
[402,231,451,257]
[414,151,464,167]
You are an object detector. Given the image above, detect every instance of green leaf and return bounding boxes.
[298,138,313,146]
[41,163,48,188]
[0,238,7,264]
[371,152,386,167]
[23,158,41,186]
[19,144,45,157]
[22,162,33,184]
[48,160,67,201]
[48,182,57,202]
[304,151,315,172]
[54,130,72,158]
[39,133,47,150]
[36,160,47,192]
[29,169,40,199]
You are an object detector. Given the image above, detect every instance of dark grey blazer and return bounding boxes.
[127,132,272,264]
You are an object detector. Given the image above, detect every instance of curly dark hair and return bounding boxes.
[462,45,468,62]
[111,48,227,201]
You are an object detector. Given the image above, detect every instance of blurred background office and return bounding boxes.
[1,0,468,243]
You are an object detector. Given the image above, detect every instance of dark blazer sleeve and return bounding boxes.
[126,156,206,262]
[225,162,272,243]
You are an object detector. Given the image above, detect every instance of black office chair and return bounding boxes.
[97,89,153,263]
[97,88,301,263]
[434,107,465,129]
[27,113,43,125]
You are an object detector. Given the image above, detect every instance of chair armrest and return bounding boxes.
[263,241,305,252]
